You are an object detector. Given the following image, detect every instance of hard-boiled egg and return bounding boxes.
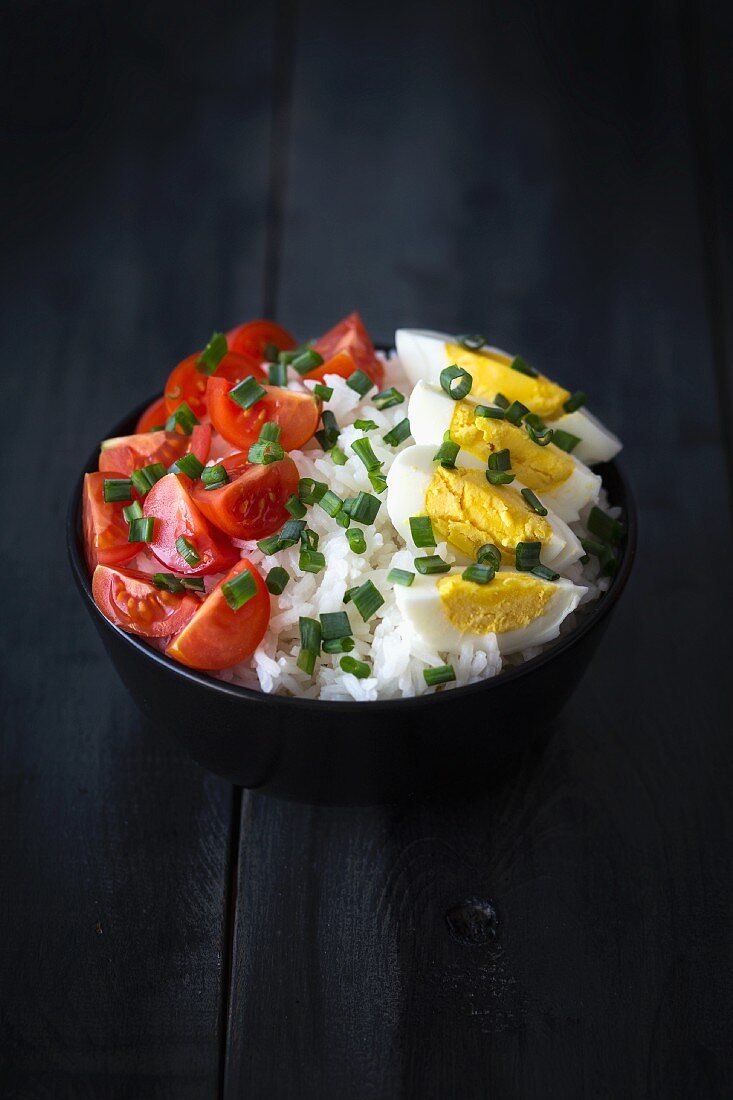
[386,444,583,572]
[395,568,587,655]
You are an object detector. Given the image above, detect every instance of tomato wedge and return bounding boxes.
[312,311,384,387]
[99,425,210,476]
[191,453,299,540]
[207,377,320,452]
[136,395,167,433]
[189,423,212,465]
[166,559,269,670]
[82,472,139,572]
[227,319,296,361]
[164,350,266,418]
[143,473,239,576]
[302,350,359,385]
[92,564,200,638]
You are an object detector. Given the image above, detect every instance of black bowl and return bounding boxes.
[68,395,637,804]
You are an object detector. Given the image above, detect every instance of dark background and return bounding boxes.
[1,1,732,1096]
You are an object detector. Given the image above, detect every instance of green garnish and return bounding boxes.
[440,364,472,400]
[486,449,515,485]
[285,494,307,519]
[299,548,326,574]
[354,419,378,432]
[587,506,623,545]
[175,535,200,566]
[171,453,204,479]
[433,439,460,468]
[201,464,229,490]
[505,400,529,425]
[387,568,414,586]
[350,579,384,621]
[300,527,319,551]
[298,478,327,504]
[248,440,285,464]
[331,446,347,466]
[222,569,257,610]
[383,418,411,446]
[128,516,154,543]
[318,489,344,518]
[462,563,495,584]
[349,491,381,524]
[123,500,143,523]
[351,437,382,472]
[346,369,375,397]
[515,541,541,571]
[259,421,281,442]
[526,422,554,447]
[409,516,436,548]
[552,429,581,453]
[268,362,287,387]
[494,393,510,409]
[229,375,266,410]
[346,528,366,554]
[265,566,289,595]
[372,387,404,410]
[340,656,371,679]
[414,555,450,574]
[457,334,486,351]
[151,573,204,593]
[563,391,587,413]
[130,463,167,496]
[477,543,502,568]
[165,401,199,435]
[103,478,133,503]
[314,382,333,401]
[263,342,279,363]
[292,349,324,375]
[474,404,505,420]
[195,332,228,375]
[278,519,307,548]
[581,537,618,575]
[423,665,456,686]
[510,355,538,378]
[323,637,355,654]
[521,488,548,515]
[368,471,387,493]
[297,616,321,674]
[531,564,560,581]
[256,534,281,555]
[320,611,352,642]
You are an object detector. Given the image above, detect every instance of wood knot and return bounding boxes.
[445,899,498,946]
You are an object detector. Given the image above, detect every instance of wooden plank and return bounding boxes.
[225,1,733,1096]
[0,4,276,1094]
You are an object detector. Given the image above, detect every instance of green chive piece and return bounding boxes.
[300,527,319,551]
[285,494,307,519]
[202,463,229,490]
[423,664,456,686]
[486,449,515,485]
[354,418,378,432]
[494,393,510,409]
[515,541,542,571]
[564,391,587,413]
[266,566,290,595]
[351,579,384,621]
[526,422,554,447]
[553,429,582,453]
[263,342,279,363]
[524,413,546,432]
[248,440,285,465]
[152,572,184,593]
[349,492,381,524]
[175,535,200,566]
[477,543,502,568]
[521,488,548,516]
[130,463,168,496]
[414,555,450,575]
[277,348,301,366]
[195,332,228,375]
[171,453,204,479]
[346,369,375,397]
[222,569,257,610]
[587,505,624,545]
[181,577,205,591]
[346,528,366,554]
[440,364,472,400]
[409,515,436,548]
[268,362,287,386]
[474,404,505,420]
[297,617,321,674]
[165,401,199,435]
[457,334,486,351]
[314,382,333,401]
[297,648,317,675]
[123,500,143,523]
[335,511,351,529]
[531,564,560,582]
[331,446,347,466]
[320,611,352,642]
[291,349,324,375]
[323,637,355,654]
[299,478,327,504]
[259,421,281,442]
[372,387,405,410]
[351,437,382,472]
[368,471,387,493]
[340,656,371,679]
[510,355,538,378]
[383,418,411,446]
[256,534,282,555]
[343,586,360,605]
[103,478,133,503]
[462,563,496,584]
[299,548,326,574]
[505,400,529,425]
[318,489,343,518]
[278,520,307,548]
[433,439,460,468]
[581,537,618,575]
[128,516,154,543]
[387,568,414,586]
[229,375,267,410]
[320,410,340,447]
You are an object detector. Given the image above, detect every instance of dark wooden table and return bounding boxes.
[2,1,732,1096]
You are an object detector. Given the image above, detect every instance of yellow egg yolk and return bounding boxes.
[424,465,552,561]
[437,571,554,634]
[448,402,574,492]
[445,341,569,420]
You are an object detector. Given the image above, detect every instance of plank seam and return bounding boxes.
[218,784,243,1100]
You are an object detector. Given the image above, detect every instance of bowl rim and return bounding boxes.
[68,387,637,713]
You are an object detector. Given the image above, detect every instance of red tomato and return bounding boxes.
[92,564,200,638]
[312,311,384,387]
[164,350,266,418]
[227,319,296,360]
[166,559,270,670]
[207,377,320,452]
[143,473,239,576]
[189,423,211,465]
[191,453,299,540]
[136,395,167,433]
[303,350,359,385]
[99,431,188,476]
[82,472,139,572]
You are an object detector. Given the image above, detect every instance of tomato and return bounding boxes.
[99,431,188,475]
[302,350,359,385]
[312,311,384,387]
[92,564,200,638]
[164,350,266,418]
[191,453,299,540]
[189,423,211,465]
[227,319,296,361]
[136,395,167,433]
[207,377,320,452]
[143,473,239,576]
[82,472,139,572]
[166,559,270,670]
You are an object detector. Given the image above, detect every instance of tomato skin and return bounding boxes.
[99,431,188,476]
[164,350,266,418]
[92,564,200,638]
[83,472,139,572]
[143,473,239,576]
[207,377,320,452]
[191,453,300,540]
[189,423,211,465]
[166,559,270,670]
[136,395,167,433]
[312,311,384,387]
[303,350,359,385]
[227,320,296,360]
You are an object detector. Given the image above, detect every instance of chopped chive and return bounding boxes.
[278,348,302,366]
[165,401,199,435]
[256,533,282,555]
[486,448,515,485]
[494,393,510,409]
[229,375,267,410]
[414,555,450,575]
[521,488,548,516]
[222,569,257,610]
[526,422,554,447]
[171,453,204,479]
[343,586,360,604]
[297,616,321,674]
[524,413,546,432]
[248,440,285,464]
[477,543,502,568]
[314,382,333,401]
[181,577,205,591]
[152,572,184,593]
[331,446,347,466]
[346,369,375,397]
[531,564,560,581]
[323,637,355,654]
[383,418,411,446]
[349,491,381,524]
[285,494,307,519]
[372,387,404,410]
[123,500,143,523]
[351,579,384,621]
[128,516,154,542]
[340,656,371,679]
[553,429,582,453]
[368,471,387,493]
[268,362,287,386]
[320,611,352,642]
[433,439,460,468]
[130,463,167,496]
[587,505,624,545]
[291,349,324,375]
[581,537,618,575]
[387,568,414,586]
[409,515,436,548]
[318,489,343,518]
[259,421,281,442]
[299,478,327,504]
[266,566,290,595]
[278,519,307,548]
[300,527,319,551]
[423,665,456,686]
[505,400,529,425]
[195,332,228,375]
[346,528,366,554]
[510,355,538,378]
[299,548,326,574]
[564,391,587,413]
[457,334,486,351]
[103,478,133,503]
[175,535,200,566]
[297,648,317,674]
[335,511,351,529]
[440,364,472,400]
[351,437,382,472]
[474,404,505,420]
[202,463,229,490]
[354,418,378,432]
[320,410,340,447]
[263,342,279,363]
[515,541,542,571]
[462,563,496,584]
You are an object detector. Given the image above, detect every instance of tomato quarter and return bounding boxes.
[164,350,266,418]
[82,472,139,571]
[312,311,384,387]
[135,395,167,433]
[227,319,296,361]
[143,473,239,576]
[191,453,299,540]
[207,377,320,452]
[92,564,200,638]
